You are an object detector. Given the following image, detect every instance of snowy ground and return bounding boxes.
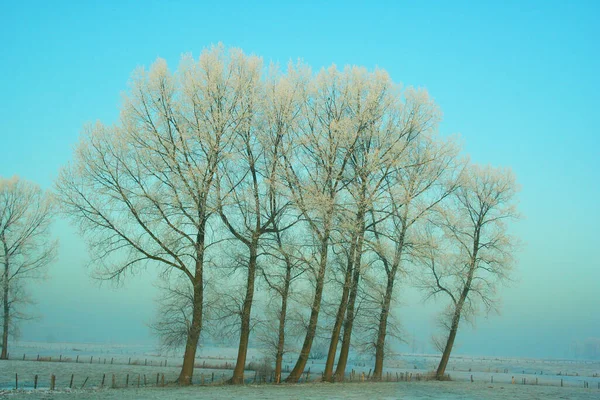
[3,381,600,400]
[1,341,599,398]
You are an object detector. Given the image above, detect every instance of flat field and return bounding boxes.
[1,341,598,399]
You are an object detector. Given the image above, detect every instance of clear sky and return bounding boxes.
[1,0,598,358]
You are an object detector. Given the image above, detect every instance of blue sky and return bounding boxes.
[1,0,598,358]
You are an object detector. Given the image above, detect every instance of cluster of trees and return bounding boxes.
[571,338,600,360]
[1,45,519,385]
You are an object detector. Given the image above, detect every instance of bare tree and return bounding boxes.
[368,133,462,380]
[417,164,520,379]
[214,59,307,384]
[56,45,255,385]
[282,66,367,382]
[331,86,449,381]
[258,219,309,383]
[327,70,402,381]
[0,176,57,359]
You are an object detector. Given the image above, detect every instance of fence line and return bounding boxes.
[3,368,600,393]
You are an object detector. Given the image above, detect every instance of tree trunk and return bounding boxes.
[372,269,395,381]
[285,233,330,383]
[230,242,258,384]
[323,238,357,382]
[436,230,479,380]
[177,222,207,385]
[177,276,203,385]
[333,217,365,381]
[435,307,461,379]
[275,256,292,384]
[373,231,405,381]
[1,238,9,360]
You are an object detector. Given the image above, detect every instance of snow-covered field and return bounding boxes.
[3,381,600,400]
[1,341,599,399]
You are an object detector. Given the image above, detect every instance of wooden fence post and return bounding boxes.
[126,374,129,387]
[81,377,89,389]
[15,373,18,390]
[76,355,79,363]
[34,374,39,389]
[161,374,165,386]
[156,373,160,386]
[101,373,106,387]
[112,374,116,389]
[50,375,56,391]
[69,374,73,389]
[90,356,93,364]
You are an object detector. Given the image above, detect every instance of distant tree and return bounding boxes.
[0,176,57,359]
[417,164,520,379]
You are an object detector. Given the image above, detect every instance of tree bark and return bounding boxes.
[372,269,394,380]
[373,231,405,381]
[323,238,357,382]
[177,275,203,384]
[274,255,292,384]
[230,242,258,384]
[1,261,9,360]
[177,221,207,385]
[285,232,330,383]
[435,229,478,380]
[1,237,9,360]
[435,306,461,379]
[333,214,365,381]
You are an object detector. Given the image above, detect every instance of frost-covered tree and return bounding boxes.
[328,76,431,382]
[0,176,57,359]
[417,164,520,379]
[367,133,462,380]
[55,42,522,385]
[282,65,387,382]
[214,59,307,384]
[56,45,255,385]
